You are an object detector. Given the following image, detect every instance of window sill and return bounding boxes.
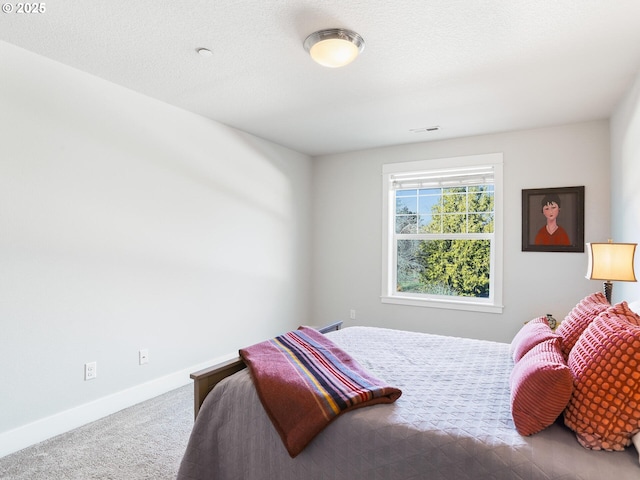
[381,295,503,314]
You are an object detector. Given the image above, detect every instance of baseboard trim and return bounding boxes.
[0,354,236,458]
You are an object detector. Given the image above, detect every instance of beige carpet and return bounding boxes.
[0,384,193,479]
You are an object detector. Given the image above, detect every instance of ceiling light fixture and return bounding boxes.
[303,29,365,68]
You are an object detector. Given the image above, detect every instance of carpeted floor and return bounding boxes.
[0,384,193,479]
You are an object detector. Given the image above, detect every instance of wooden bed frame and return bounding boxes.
[189,321,343,419]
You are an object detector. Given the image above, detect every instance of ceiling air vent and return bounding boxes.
[409,126,441,133]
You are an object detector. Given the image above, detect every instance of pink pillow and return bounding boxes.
[510,316,557,362]
[564,302,640,450]
[510,337,573,436]
[555,292,610,359]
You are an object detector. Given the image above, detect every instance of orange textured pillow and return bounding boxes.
[555,292,610,360]
[564,302,640,451]
[510,316,557,362]
[510,337,573,436]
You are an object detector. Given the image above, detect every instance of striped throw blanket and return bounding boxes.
[239,326,402,457]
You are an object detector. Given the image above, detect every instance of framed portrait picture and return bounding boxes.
[521,186,585,252]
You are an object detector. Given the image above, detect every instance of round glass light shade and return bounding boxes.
[304,29,364,68]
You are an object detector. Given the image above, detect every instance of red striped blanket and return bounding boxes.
[239,326,402,457]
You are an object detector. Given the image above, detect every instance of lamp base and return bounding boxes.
[603,281,613,304]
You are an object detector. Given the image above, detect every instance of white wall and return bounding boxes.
[611,68,640,303]
[0,41,311,455]
[311,122,611,342]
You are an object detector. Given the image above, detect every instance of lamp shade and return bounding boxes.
[303,29,365,68]
[586,242,637,282]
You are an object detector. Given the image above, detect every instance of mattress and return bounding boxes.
[177,326,639,479]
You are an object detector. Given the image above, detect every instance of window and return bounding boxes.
[382,154,503,313]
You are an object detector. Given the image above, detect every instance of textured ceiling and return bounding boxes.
[2,1,640,156]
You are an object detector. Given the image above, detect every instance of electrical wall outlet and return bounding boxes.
[84,361,97,381]
[139,349,149,365]
[350,309,356,320]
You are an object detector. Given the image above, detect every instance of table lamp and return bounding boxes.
[586,241,637,304]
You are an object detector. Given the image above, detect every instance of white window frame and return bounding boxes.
[381,153,503,313]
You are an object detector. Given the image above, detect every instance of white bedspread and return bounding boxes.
[177,326,639,479]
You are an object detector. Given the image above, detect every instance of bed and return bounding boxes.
[177,302,639,479]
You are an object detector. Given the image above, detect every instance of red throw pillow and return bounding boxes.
[510,337,573,436]
[564,302,640,450]
[555,292,610,360]
[510,316,557,362]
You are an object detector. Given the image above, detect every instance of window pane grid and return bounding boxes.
[395,185,494,235]
[396,233,493,241]
[392,183,494,301]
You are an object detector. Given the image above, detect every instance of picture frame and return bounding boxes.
[521,186,585,252]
